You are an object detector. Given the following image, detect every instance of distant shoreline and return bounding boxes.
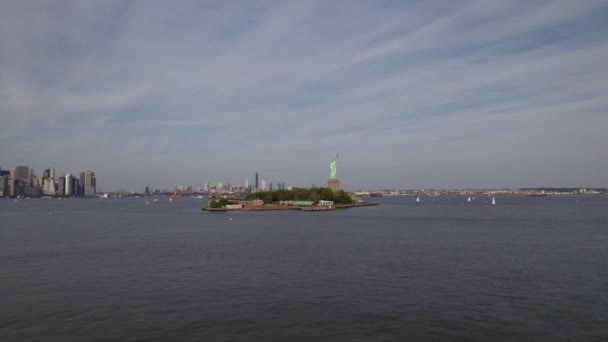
[202,202,379,212]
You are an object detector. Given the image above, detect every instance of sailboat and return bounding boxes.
[416,196,420,203]
[467,197,471,202]
[491,197,496,206]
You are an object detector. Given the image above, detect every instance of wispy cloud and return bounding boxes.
[1,0,607,189]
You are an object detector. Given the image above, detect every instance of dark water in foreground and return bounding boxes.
[1,195,607,341]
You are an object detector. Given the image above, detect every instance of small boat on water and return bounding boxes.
[467,197,471,202]
[491,197,496,206]
[170,194,182,200]
[416,196,420,203]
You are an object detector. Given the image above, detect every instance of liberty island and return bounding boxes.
[205,154,376,211]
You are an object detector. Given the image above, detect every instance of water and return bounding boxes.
[1,196,607,341]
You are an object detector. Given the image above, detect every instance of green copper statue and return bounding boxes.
[330,153,339,179]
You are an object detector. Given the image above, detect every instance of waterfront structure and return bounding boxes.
[58,177,65,196]
[8,179,18,197]
[328,154,341,192]
[28,168,34,186]
[0,176,8,197]
[80,170,96,196]
[42,179,56,196]
[65,174,75,196]
[13,166,30,185]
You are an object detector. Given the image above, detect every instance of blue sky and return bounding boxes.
[1,0,607,191]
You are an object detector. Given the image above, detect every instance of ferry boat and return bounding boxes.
[170,194,182,200]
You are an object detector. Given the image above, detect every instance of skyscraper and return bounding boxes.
[80,170,96,196]
[13,166,29,184]
[65,174,74,196]
[58,177,65,196]
[28,168,34,185]
[0,176,8,197]
[42,179,56,196]
[255,172,259,190]
[42,168,55,181]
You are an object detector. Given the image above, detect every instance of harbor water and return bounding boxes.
[1,196,607,341]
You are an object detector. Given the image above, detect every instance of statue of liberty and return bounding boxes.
[329,153,339,179]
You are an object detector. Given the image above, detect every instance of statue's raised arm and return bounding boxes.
[329,153,339,179]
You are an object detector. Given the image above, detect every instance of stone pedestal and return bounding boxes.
[328,178,341,192]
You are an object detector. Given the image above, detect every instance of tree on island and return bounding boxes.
[245,187,354,204]
[208,198,229,208]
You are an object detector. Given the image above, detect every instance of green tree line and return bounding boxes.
[208,198,229,208]
[244,187,354,204]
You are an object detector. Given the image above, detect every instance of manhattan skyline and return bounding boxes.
[1,1,607,190]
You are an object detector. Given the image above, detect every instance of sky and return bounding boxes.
[1,0,607,191]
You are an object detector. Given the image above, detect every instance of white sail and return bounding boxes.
[467,197,471,202]
[416,196,420,202]
[491,197,496,206]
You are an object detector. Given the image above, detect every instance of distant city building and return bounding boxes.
[269,182,273,191]
[13,166,30,185]
[261,180,267,191]
[0,176,8,197]
[65,174,75,196]
[43,168,51,180]
[80,170,96,196]
[57,177,66,196]
[8,179,19,197]
[28,168,34,186]
[0,169,11,178]
[42,178,56,196]
[255,172,259,190]
[32,175,41,188]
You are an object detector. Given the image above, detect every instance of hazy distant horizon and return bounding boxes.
[1,1,607,190]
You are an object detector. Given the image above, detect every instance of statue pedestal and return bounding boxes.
[328,178,341,192]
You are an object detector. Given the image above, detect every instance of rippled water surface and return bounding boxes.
[1,196,607,341]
